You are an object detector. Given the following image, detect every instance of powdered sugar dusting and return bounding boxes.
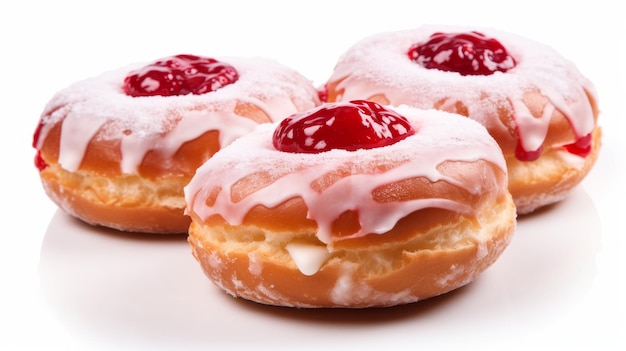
[247,253,263,277]
[208,251,223,271]
[330,265,414,306]
[436,263,468,288]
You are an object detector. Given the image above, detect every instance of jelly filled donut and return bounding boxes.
[33,54,320,234]
[323,25,601,214]
[184,100,516,308]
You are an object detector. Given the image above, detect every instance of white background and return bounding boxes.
[2,1,625,350]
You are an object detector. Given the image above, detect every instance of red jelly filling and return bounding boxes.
[34,152,47,171]
[123,54,239,97]
[318,84,328,103]
[273,100,415,153]
[408,31,516,76]
[515,132,593,162]
[564,133,593,157]
[32,122,48,171]
[515,141,543,162]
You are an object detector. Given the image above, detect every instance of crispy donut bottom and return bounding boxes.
[40,164,190,234]
[188,193,516,308]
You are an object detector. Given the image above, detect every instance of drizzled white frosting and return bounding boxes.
[326,25,597,154]
[285,243,331,276]
[35,57,319,173]
[185,106,507,249]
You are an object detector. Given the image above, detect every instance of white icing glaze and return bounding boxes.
[118,109,259,173]
[36,56,319,173]
[285,242,331,276]
[185,105,507,246]
[326,25,597,154]
[58,112,107,171]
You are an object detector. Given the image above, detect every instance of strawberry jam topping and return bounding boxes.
[123,54,239,97]
[273,100,415,153]
[408,31,516,76]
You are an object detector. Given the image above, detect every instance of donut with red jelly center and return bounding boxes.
[184,102,516,308]
[323,25,601,214]
[33,54,320,233]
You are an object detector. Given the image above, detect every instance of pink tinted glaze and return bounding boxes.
[327,25,597,161]
[34,57,320,173]
[185,106,507,244]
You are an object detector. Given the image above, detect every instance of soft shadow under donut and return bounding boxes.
[219,283,471,325]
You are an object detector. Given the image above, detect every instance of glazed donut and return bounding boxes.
[323,25,601,214]
[184,100,516,308]
[33,54,320,234]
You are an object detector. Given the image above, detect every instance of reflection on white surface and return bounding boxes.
[38,187,601,350]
